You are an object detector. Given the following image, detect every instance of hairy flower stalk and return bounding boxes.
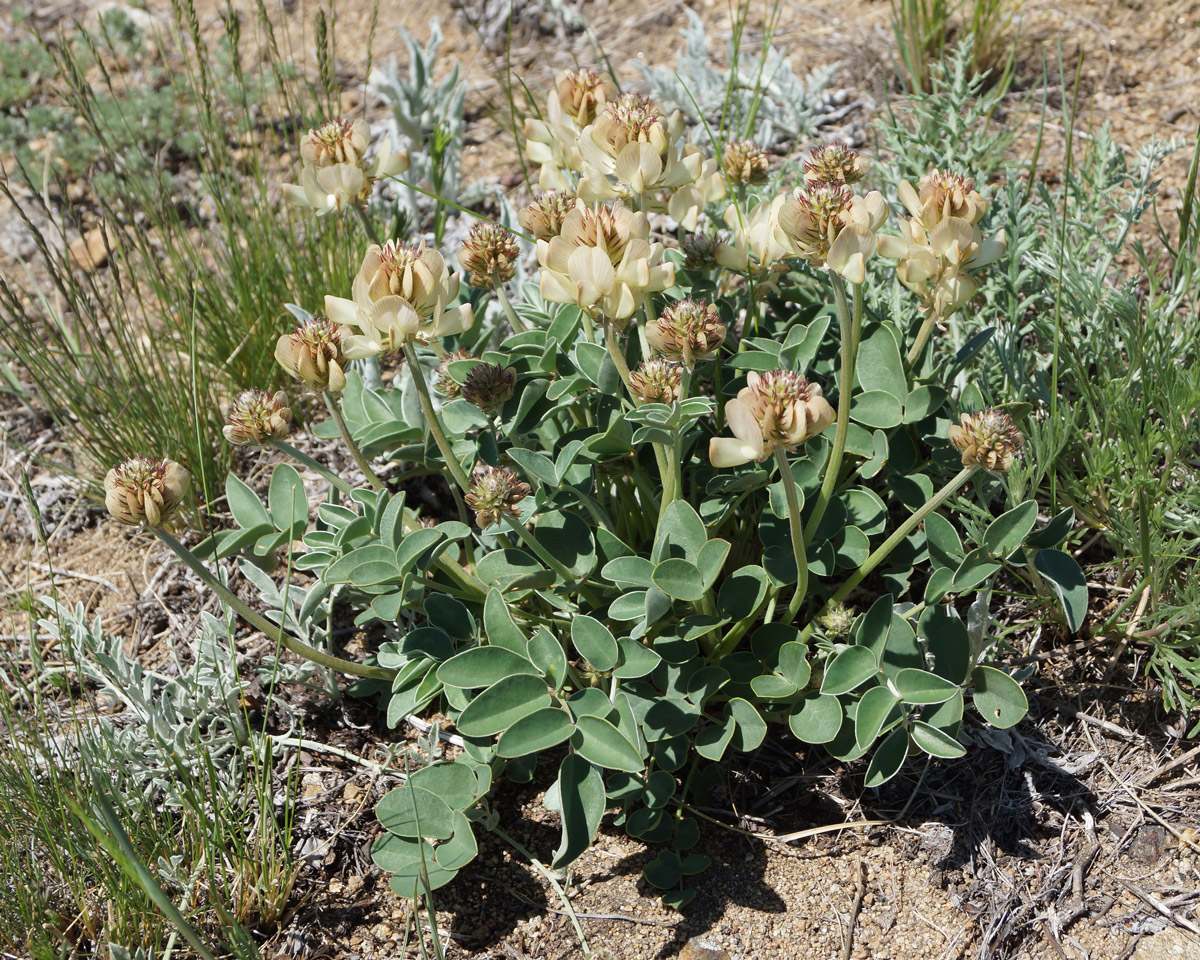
[709,370,835,468]
[275,316,347,395]
[104,457,190,528]
[283,117,408,216]
[402,342,472,496]
[222,390,291,446]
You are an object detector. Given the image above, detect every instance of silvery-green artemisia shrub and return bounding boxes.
[105,70,1086,907]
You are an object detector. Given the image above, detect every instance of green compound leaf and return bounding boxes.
[455,674,551,737]
[572,615,619,671]
[855,685,900,749]
[496,707,575,758]
[373,812,477,893]
[893,668,960,705]
[850,390,904,429]
[644,850,682,889]
[484,587,529,655]
[695,714,736,760]
[982,500,1038,558]
[652,499,708,564]
[437,646,538,688]
[573,715,645,773]
[1034,548,1088,632]
[971,665,1029,729]
[643,770,676,809]
[527,627,568,689]
[821,646,879,696]
[376,785,457,840]
[226,472,271,530]
[717,565,769,620]
[728,698,767,752]
[652,557,706,601]
[910,720,966,759]
[856,325,907,398]
[788,693,843,744]
[533,511,597,578]
[409,762,481,812]
[323,544,402,586]
[546,755,605,869]
[864,727,910,788]
[924,512,965,569]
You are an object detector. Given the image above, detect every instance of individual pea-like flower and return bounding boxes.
[465,466,531,528]
[461,363,516,415]
[325,240,474,357]
[628,358,683,404]
[646,298,726,369]
[283,117,408,215]
[104,457,190,527]
[774,182,888,284]
[537,200,674,323]
[519,190,574,242]
[223,390,291,445]
[947,408,1023,474]
[553,68,614,128]
[877,169,1006,318]
[458,221,520,289]
[709,370,835,468]
[802,142,868,186]
[275,316,348,395]
[722,139,770,185]
[715,194,792,287]
[436,348,476,397]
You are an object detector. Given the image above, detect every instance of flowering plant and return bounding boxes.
[111,79,1085,907]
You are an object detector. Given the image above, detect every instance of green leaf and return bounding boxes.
[1025,507,1075,549]
[982,500,1038,558]
[373,812,477,892]
[1034,548,1088,632]
[728,698,766,752]
[601,556,655,588]
[903,384,947,423]
[643,850,682,889]
[268,464,307,536]
[506,448,557,487]
[643,770,676,809]
[954,547,1002,592]
[788,693,843,744]
[652,558,705,601]
[852,594,893,659]
[893,668,960,705]
[855,685,900,749]
[528,627,568,689]
[476,548,546,588]
[573,715,644,772]
[717,565,769,620]
[613,637,661,679]
[694,715,735,760]
[920,606,971,685]
[777,642,811,688]
[821,646,879,695]
[971,665,1028,729]
[696,538,730,592]
[376,786,457,840]
[455,674,551,737]
[546,755,605,869]
[393,528,444,575]
[534,511,597,578]
[437,647,538,688]
[572,615,619,671]
[910,721,966,759]
[323,544,401,586]
[496,707,575,758]
[750,674,797,699]
[409,762,480,811]
[924,512,964,569]
[652,499,708,563]
[850,390,904,429]
[484,586,529,654]
[856,326,907,398]
[226,472,271,530]
[864,727,910,788]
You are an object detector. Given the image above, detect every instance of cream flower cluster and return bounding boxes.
[324,240,474,357]
[526,72,724,231]
[283,118,409,215]
[878,171,1006,318]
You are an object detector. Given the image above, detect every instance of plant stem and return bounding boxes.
[905,305,940,369]
[494,282,529,334]
[804,465,979,637]
[776,447,809,623]
[605,316,673,492]
[350,202,383,246]
[154,529,395,681]
[323,391,385,491]
[402,341,472,494]
[665,367,693,510]
[804,274,861,545]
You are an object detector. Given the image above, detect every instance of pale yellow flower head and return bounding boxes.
[283,117,408,215]
[519,190,575,242]
[900,169,988,230]
[104,457,190,527]
[325,241,474,357]
[458,221,520,290]
[802,143,868,186]
[223,390,291,446]
[947,408,1023,474]
[709,370,835,468]
[552,68,615,128]
[646,299,726,369]
[775,183,888,284]
[537,200,674,323]
[275,316,347,395]
[715,194,791,287]
[722,139,770,186]
[629,358,683,405]
[465,467,530,529]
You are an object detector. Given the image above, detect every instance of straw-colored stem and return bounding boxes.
[402,342,472,494]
